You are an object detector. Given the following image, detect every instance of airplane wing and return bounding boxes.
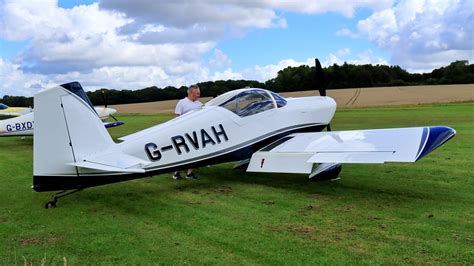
[0,112,22,117]
[247,126,455,174]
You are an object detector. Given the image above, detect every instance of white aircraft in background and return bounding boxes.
[0,103,32,117]
[0,83,122,136]
[32,60,455,208]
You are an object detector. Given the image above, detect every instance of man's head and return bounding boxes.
[187,84,200,101]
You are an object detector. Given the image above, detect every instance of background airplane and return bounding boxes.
[0,83,122,137]
[31,60,455,208]
[0,103,32,117]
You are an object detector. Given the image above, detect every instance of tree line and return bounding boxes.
[2,60,473,107]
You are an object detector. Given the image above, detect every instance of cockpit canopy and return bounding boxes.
[206,88,287,117]
[0,103,8,110]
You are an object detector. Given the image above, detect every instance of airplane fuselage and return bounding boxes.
[118,96,336,173]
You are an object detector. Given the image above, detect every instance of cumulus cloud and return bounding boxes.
[335,28,359,38]
[99,0,394,44]
[268,0,393,17]
[211,68,243,81]
[336,48,351,57]
[0,58,209,96]
[325,50,389,66]
[239,51,388,82]
[209,49,232,68]
[0,59,56,96]
[0,1,218,75]
[355,0,474,72]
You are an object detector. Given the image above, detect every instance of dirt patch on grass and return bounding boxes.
[213,186,233,193]
[268,224,320,238]
[261,200,275,205]
[110,84,474,114]
[18,235,63,246]
[297,204,321,216]
[289,225,319,237]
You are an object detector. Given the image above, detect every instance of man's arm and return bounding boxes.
[175,100,183,116]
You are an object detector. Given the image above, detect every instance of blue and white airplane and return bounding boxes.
[32,60,455,208]
[0,83,123,136]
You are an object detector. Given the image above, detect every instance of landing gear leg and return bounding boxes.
[45,189,83,209]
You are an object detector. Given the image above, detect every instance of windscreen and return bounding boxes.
[220,89,275,117]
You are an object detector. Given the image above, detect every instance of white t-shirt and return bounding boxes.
[175,97,203,115]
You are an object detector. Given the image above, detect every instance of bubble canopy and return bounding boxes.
[205,88,287,117]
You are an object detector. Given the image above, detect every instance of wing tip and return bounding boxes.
[416,126,456,161]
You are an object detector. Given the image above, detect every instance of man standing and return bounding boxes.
[173,84,203,180]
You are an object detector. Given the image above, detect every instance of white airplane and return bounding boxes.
[0,83,122,136]
[32,60,455,208]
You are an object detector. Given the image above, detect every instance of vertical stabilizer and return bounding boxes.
[33,83,115,190]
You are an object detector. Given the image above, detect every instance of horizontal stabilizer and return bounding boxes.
[69,151,149,174]
[71,161,145,173]
[103,121,124,128]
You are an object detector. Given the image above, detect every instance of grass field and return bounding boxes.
[1,103,473,264]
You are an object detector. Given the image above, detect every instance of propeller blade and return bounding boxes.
[314,58,326,96]
[101,90,108,108]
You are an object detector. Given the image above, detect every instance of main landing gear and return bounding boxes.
[45,189,82,209]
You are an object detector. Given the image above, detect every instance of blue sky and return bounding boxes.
[0,0,472,96]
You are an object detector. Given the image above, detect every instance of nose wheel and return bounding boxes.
[44,189,82,209]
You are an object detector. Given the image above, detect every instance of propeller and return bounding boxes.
[314,58,326,97]
[101,90,118,121]
[101,90,108,108]
[314,58,332,131]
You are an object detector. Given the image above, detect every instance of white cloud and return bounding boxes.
[1,1,218,75]
[99,0,394,44]
[241,51,388,82]
[324,50,389,66]
[335,28,358,38]
[0,58,210,96]
[243,58,314,81]
[354,0,474,72]
[209,49,232,68]
[211,68,243,81]
[336,48,351,57]
[267,0,394,17]
[0,59,55,96]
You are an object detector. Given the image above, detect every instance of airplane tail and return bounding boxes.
[33,82,116,191]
